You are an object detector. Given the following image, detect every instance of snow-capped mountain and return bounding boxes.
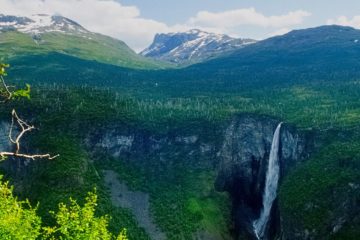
[0,14,88,35]
[141,29,256,64]
[0,14,167,69]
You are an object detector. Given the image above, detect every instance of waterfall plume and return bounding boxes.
[253,122,282,239]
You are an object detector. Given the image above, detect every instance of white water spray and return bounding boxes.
[253,123,282,239]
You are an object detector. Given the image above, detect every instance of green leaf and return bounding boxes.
[12,84,31,100]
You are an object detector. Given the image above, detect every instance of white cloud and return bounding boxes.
[0,0,311,51]
[181,8,310,41]
[187,8,310,29]
[327,16,360,29]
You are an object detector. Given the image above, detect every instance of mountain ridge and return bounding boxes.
[141,29,256,64]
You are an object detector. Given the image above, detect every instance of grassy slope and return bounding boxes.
[0,31,171,69]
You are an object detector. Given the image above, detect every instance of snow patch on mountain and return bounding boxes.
[141,29,256,64]
[0,14,88,35]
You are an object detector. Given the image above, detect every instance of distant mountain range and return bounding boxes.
[3,14,360,92]
[7,25,360,95]
[141,29,256,64]
[0,14,169,69]
[0,14,260,68]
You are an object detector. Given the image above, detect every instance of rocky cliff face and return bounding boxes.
[1,114,313,240]
[84,115,313,240]
[214,115,313,239]
[84,124,221,171]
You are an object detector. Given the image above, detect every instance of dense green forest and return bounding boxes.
[1,57,360,238]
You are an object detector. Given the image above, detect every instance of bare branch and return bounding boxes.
[0,75,12,102]
[0,63,58,161]
[0,152,59,160]
[0,109,59,160]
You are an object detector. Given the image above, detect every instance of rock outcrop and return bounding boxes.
[84,124,221,170]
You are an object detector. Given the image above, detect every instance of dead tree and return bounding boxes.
[0,110,59,160]
[0,63,59,160]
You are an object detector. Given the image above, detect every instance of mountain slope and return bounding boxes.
[141,29,256,64]
[7,25,360,94]
[181,25,360,88]
[0,14,170,69]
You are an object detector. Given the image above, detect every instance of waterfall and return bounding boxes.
[253,122,282,239]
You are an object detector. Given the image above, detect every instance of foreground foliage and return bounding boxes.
[0,177,41,239]
[0,176,127,240]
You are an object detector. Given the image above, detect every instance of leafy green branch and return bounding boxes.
[0,177,128,239]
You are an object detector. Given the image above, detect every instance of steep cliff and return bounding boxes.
[1,114,316,240]
[83,114,314,239]
[214,115,313,239]
[84,123,220,169]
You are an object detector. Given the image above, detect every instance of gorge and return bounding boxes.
[81,114,312,239]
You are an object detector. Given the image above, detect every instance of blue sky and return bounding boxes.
[120,0,359,26]
[120,0,360,50]
[2,0,360,51]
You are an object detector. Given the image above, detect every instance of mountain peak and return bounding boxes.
[141,29,256,64]
[256,24,360,50]
[0,14,88,34]
[185,29,206,35]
